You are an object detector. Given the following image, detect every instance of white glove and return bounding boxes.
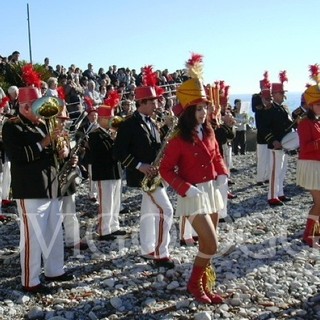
[216,175,228,187]
[185,185,203,198]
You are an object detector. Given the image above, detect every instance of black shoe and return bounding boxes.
[230,168,238,173]
[98,234,116,241]
[66,242,89,250]
[45,273,74,282]
[22,283,52,294]
[264,180,269,183]
[153,257,175,269]
[228,180,235,185]
[256,181,264,186]
[111,230,127,236]
[279,195,291,202]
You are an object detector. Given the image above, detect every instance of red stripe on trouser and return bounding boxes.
[270,151,276,199]
[98,181,103,235]
[148,192,164,258]
[20,199,30,287]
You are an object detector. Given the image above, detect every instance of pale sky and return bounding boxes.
[1,0,318,93]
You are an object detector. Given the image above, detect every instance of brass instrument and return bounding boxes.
[58,121,97,196]
[32,96,65,168]
[109,115,125,130]
[141,116,178,193]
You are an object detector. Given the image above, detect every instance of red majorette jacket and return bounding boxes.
[298,118,320,161]
[159,131,228,197]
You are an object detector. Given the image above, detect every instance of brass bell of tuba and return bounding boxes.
[31,96,64,119]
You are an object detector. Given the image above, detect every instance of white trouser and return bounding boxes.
[216,175,228,218]
[179,216,197,240]
[62,194,80,247]
[222,143,233,170]
[1,160,11,200]
[140,186,173,258]
[88,164,98,199]
[97,179,121,236]
[256,144,270,183]
[268,149,288,200]
[17,198,64,287]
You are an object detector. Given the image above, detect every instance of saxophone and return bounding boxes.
[141,116,177,193]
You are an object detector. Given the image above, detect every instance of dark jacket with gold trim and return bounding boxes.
[88,127,121,181]
[2,114,60,199]
[259,102,293,149]
[113,111,160,187]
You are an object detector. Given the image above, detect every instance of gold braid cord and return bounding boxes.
[206,265,216,289]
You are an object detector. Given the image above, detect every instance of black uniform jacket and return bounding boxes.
[88,127,121,181]
[259,102,293,149]
[113,111,160,187]
[2,114,60,199]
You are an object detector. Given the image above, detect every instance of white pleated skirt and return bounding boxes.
[175,180,224,216]
[296,159,320,190]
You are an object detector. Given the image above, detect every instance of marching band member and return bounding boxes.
[297,64,320,248]
[2,86,73,293]
[113,66,174,269]
[259,71,293,206]
[88,92,126,241]
[254,72,272,186]
[159,54,227,304]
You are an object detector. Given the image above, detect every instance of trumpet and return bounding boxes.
[108,115,125,129]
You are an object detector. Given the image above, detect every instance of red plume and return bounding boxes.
[22,64,42,88]
[0,96,10,109]
[262,71,271,89]
[155,86,165,96]
[104,90,120,109]
[279,70,288,84]
[219,80,225,92]
[309,64,320,80]
[84,96,94,108]
[57,86,66,100]
[142,65,158,87]
[224,85,230,97]
[186,53,203,67]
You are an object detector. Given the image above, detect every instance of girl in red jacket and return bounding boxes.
[159,53,228,304]
[297,66,320,248]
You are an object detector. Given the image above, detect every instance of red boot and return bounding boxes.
[202,265,224,304]
[303,218,320,248]
[187,265,211,304]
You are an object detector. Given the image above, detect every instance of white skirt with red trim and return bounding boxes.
[175,180,224,216]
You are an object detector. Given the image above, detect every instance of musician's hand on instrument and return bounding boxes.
[70,155,79,167]
[273,140,282,150]
[40,134,52,148]
[58,145,69,159]
[185,185,203,198]
[139,163,157,177]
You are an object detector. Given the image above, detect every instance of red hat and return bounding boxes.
[18,87,41,105]
[87,105,98,114]
[135,86,160,101]
[135,65,164,101]
[97,105,114,118]
[272,70,288,94]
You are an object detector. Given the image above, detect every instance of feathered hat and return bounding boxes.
[98,90,120,117]
[135,65,164,101]
[271,70,288,94]
[304,64,320,106]
[260,71,271,99]
[218,80,230,107]
[176,53,208,108]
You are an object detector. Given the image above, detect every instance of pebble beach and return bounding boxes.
[1,151,320,320]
